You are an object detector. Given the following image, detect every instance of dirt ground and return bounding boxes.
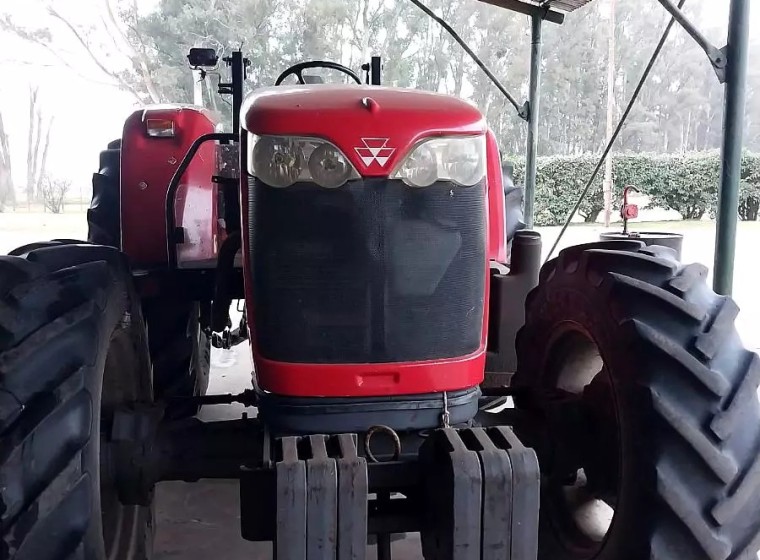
[2,210,760,559]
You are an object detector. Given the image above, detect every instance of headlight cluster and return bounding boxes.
[248,133,486,189]
[249,135,360,189]
[391,135,486,188]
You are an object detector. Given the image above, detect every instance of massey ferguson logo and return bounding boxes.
[355,138,395,168]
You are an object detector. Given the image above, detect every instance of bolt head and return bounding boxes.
[138,181,148,190]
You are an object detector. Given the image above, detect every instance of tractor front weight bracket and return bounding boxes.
[420,427,540,560]
[107,404,540,559]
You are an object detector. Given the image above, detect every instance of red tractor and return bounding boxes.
[2,2,760,559]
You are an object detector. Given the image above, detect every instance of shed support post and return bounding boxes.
[524,15,543,229]
[713,0,750,295]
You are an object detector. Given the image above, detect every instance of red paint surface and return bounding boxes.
[121,106,220,266]
[486,130,507,263]
[242,85,486,176]
[252,352,486,398]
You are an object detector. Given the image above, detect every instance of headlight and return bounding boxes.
[390,135,486,188]
[251,136,304,188]
[392,142,437,188]
[308,143,353,188]
[249,135,359,189]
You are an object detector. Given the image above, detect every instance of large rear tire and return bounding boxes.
[513,241,760,560]
[86,142,210,414]
[0,243,153,560]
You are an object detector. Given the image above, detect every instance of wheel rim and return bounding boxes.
[99,333,145,559]
[541,325,621,559]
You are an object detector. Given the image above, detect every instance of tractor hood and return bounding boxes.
[241,85,486,177]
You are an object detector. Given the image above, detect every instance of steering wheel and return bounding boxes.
[275,61,363,86]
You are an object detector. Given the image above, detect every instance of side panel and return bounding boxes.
[121,106,220,267]
[486,130,507,264]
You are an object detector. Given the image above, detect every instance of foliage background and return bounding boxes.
[1,0,759,216]
[512,151,760,225]
[3,0,758,158]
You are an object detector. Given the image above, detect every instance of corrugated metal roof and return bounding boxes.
[513,0,595,12]
[476,0,595,24]
[543,0,595,12]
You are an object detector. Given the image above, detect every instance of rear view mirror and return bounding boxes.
[187,48,219,68]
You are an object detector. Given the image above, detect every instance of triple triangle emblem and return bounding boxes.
[354,138,396,168]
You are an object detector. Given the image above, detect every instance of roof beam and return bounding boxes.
[477,0,566,24]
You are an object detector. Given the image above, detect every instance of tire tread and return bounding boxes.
[657,465,732,560]
[1,245,152,560]
[633,319,730,397]
[694,297,740,360]
[650,386,738,483]
[515,244,760,560]
[711,353,760,441]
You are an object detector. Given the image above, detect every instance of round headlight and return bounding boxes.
[252,136,304,188]
[443,138,485,186]
[395,143,437,188]
[308,143,352,188]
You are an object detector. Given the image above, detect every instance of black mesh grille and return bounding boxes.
[248,176,486,363]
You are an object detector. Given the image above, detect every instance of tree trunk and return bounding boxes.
[31,110,43,200]
[0,112,14,209]
[452,46,466,97]
[684,110,692,152]
[26,87,38,205]
[603,0,616,227]
[36,118,53,198]
[23,88,54,204]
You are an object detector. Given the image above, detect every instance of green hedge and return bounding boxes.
[741,160,760,222]
[511,151,760,226]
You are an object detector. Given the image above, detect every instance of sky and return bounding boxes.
[0,0,757,201]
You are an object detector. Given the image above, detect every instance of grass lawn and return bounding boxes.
[1,210,759,350]
[0,208,87,254]
[541,220,760,350]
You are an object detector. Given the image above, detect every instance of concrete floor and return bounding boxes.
[153,344,424,560]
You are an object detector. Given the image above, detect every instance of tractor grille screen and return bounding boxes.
[248,176,486,363]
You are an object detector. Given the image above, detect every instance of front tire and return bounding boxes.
[513,242,760,560]
[0,243,153,560]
